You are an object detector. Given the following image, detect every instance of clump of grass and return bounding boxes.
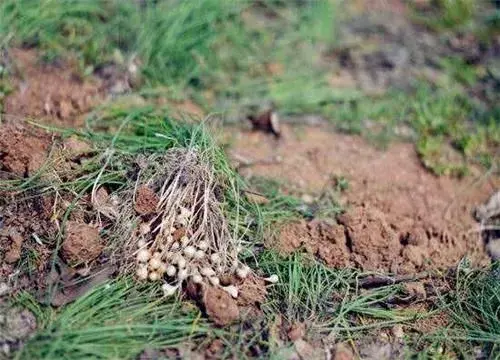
[0,0,140,67]
[411,0,477,31]
[415,264,500,358]
[16,278,211,360]
[137,0,244,88]
[258,252,419,333]
[0,0,346,117]
[330,82,499,175]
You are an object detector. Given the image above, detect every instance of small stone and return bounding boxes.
[0,283,10,297]
[301,194,314,204]
[287,322,306,341]
[333,343,354,360]
[391,324,404,339]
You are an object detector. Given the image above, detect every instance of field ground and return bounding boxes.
[0,1,499,359]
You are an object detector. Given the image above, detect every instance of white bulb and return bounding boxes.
[149,258,162,270]
[194,250,205,260]
[169,226,176,234]
[136,249,150,263]
[191,274,203,284]
[177,256,186,268]
[171,242,180,251]
[166,265,177,277]
[236,266,250,279]
[210,253,220,264]
[180,236,189,247]
[149,271,160,281]
[179,207,192,218]
[265,274,279,283]
[200,267,216,277]
[221,285,238,298]
[162,283,178,297]
[183,246,196,258]
[172,253,181,264]
[158,262,167,274]
[209,276,220,286]
[178,268,188,281]
[198,240,209,251]
[136,266,148,280]
[139,223,150,235]
[137,239,147,248]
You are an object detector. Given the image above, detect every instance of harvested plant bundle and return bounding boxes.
[112,147,251,298]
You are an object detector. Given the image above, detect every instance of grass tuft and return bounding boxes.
[16,278,211,360]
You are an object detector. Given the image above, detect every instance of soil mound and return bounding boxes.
[230,124,497,273]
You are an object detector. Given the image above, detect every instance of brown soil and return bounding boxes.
[277,220,351,268]
[134,185,159,216]
[0,121,52,177]
[3,231,24,264]
[236,275,267,308]
[3,49,103,127]
[0,191,54,271]
[202,286,240,326]
[61,221,103,266]
[228,124,498,273]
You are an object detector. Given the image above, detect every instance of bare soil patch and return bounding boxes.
[229,124,498,273]
[3,49,103,127]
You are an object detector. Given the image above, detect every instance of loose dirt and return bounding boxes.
[228,124,498,273]
[3,49,103,127]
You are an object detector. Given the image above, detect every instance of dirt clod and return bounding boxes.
[333,343,354,360]
[205,339,225,359]
[277,220,351,268]
[403,282,427,300]
[134,185,159,215]
[0,122,51,177]
[338,205,400,272]
[287,322,306,341]
[203,286,239,326]
[237,275,267,308]
[63,136,92,157]
[62,221,103,266]
[4,230,24,264]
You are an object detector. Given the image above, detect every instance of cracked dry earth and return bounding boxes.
[228,124,499,273]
